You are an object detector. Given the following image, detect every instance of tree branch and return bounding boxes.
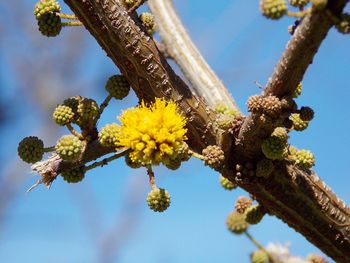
[37,0,349,261]
[148,0,238,111]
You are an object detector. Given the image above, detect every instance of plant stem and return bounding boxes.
[189,150,204,160]
[147,166,156,190]
[44,146,55,153]
[96,94,112,121]
[66,123,83,139]
[244,231,276,263]
[85,150,129,171]
[287,8,311,18]
[62,21,83,27]
[57,13,79,20]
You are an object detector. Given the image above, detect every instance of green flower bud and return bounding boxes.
[226,211,249,234]
[53,105,74,126]
[220,176,237,191]
[105,75,130,100]
[98,123,120,147]
[55,135,85,162]
[260,0,288,20]
[61,166,85,183]
[18,136,44,163]
[147,188,171,212]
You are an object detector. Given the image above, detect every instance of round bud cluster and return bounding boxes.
[288,0,310,7]
[335,13,350,34]
[290,113,309,131]
[125,154,142,169]
[228,115,245,136]
[98,123,120,147]
[293,83,303,98]
[256,159,275,178]
[38,12,62,37]
[271,127,289,141]
[105,75,130,100]
[147,188,171,212]
[55,135,85,162]
[164,158,182,170]
[202,145,225,171]
[290,149,315,169]
[247,95,263,113]
[163,142,190,170]
[34,0,61,20]
[53,105,74,126]
[251,250,269,263]
[76,98,99,125]
[261,95,283,116]
[261,137,288,160]
[216,113,235,130]
[299,106,314,121]
[245,204,266,225]
[18,136,44,163]
[260,0,288,20]
[139,12,156,35]
[61,166,85,183]
[226,211,249,235]
[63,97,79,112]
[307,254,326,263]
[220,176,237,191]
[311,0,327,10]
[235,196,253,214]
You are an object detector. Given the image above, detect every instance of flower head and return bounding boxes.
[116,98,187,166]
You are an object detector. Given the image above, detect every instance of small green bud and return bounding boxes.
[261,137,288,160]
[53,105,74,126]
[38,12,62,37]
[293,83,302,98]
[335,13,350,34]
[245,205,266,225]
[147,188,171,212]
[226,211,249,235]
[290,113,309,131]
[251,250,269,263]
[76,98,99,125]
[260,0,288,20]
[98,123,120,147]
[105,75,130,100]
[18,136,44,163]
[289,148,315,169]
[271,127,289,141]
[219,176,237,191]
[61,166,85,183]
[34,0,61,20]
[55,135,85,162]
[139,12,156,35]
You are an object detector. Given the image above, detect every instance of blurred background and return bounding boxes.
[0,0,349,262]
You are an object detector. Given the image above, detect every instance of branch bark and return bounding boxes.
[148,0,238,111]
[44,0,349,261]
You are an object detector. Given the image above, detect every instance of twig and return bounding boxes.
[244,231,277,263]
[66,123,83,139]
[85,150,129,171]
[57,13,79,20]
[147,166,156,190]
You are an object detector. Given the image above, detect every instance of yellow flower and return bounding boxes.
[116,98,188,166]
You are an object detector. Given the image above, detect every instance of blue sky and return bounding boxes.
[0,1,349,262]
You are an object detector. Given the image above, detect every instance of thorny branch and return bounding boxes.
[28,0,350,261]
